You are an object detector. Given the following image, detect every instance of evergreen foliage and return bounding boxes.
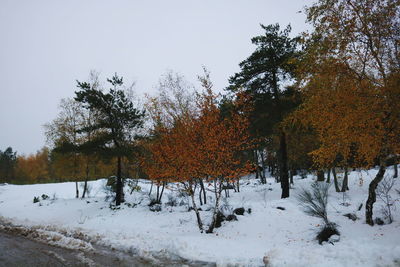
[0,147,17,183]
[74,73,145,205]
[227,23,301,198]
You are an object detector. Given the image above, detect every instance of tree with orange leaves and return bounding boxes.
[195,73,252,233]
[294,0,400,225]
[142,70,252,233]
[14,147,51,184]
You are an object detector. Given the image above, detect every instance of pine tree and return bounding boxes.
[0,147,17,183]
[75,73,145,206]
[227,24,300,198]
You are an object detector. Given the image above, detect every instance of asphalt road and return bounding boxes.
[0,230,153,267]
[0,229,216,267]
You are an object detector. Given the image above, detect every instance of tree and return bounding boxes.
[227,24,300,198]
[195,74,252,233]
[75,73,145,206]
[14,147,51,183]
[296,0,400,225]
[143,70,252,233]
[0,147,17,183]
[44,98,86,197]
[146,70,198,129]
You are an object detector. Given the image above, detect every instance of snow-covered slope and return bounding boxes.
[0,168,399,266]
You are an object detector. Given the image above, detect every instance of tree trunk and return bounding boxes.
[332,168,340,192]
[82,181,88,198]
[115,156,123,206]
[366,165,386,226]
[75,182,79,199]
[289,169,294,184]
[149,181,153,196]
[158,182,166,203]
[82,158,90,198]
[260,149,266,184]
[199,182,203,206]
[317,170,325,182]
[200,179,207,204]
[206,182,223,234]
[254,150,259,179]
[279,132,289,198]
[156,184,160,202]
[394,164,398,178]
[236,179,240,192]
[189,184,204,233]
[326,169,331,183]
[341,168,349,192]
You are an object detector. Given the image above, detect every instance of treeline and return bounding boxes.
[0,146,136,186]
[0,0,398,229]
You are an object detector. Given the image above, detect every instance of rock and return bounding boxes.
[187,207,202,212]
[222,184,235,190]
[148,198,161,207]
[375,217,384,225]
[317,223,340,245]
[328,234,340,243]
[276,206,286,211]
[263,256,270,266]
[343,213,358,221]
[215,211,226,228]
[149,204,162,212]
[233,207,245,215]
[247,208,252,214]
[226,214,238,221]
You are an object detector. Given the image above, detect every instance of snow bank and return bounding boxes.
[0,168,399,266]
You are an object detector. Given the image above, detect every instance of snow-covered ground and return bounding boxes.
[1,168,400,266]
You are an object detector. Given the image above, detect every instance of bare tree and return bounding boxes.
[146,70,199,129]
[44,98,85,198]
[44,71,101,198]
[377,175,396,223]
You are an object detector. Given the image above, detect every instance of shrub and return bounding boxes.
[297,182,340,244]
[126,179,141,194]
[297,182,330,224]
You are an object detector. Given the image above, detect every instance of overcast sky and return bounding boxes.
[0,0,311,155]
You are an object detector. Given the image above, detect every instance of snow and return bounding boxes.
[1,168,400,266]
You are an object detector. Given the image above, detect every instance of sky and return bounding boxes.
[0,0,311,155]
